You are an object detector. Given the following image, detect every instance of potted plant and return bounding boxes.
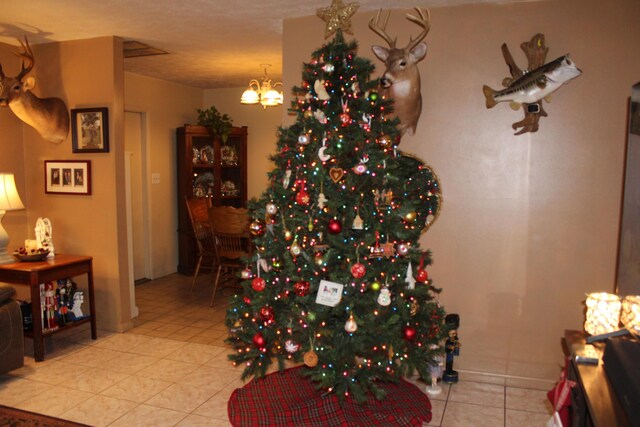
[197,106,233,143]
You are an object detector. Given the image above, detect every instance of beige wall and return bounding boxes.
[124,72,202,278]
[203,88,282,200]
[284,0,640,384]
[0,37,132,332]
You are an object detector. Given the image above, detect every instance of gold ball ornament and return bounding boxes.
[250,219,265,236]
[405,211,417,222]
[377,134,393,148]
[371,281,381,291]
[284,230,293,241]
[265,202,278,215]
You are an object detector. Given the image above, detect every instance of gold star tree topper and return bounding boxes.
[317,0,360,39]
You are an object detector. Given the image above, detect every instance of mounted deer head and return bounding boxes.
[0,37,69,143]
[369,7,430,137]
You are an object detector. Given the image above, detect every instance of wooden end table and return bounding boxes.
[0,254,97,362]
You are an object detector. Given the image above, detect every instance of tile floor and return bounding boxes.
[0,273,554,426]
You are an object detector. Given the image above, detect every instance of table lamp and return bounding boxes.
[584,292,621,335]
[0,173,25,264]
[620,295,640,334]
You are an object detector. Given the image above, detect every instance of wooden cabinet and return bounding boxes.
[177,124,248,274]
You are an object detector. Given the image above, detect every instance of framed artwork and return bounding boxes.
[45,160,91,195]
[71,107,109,153]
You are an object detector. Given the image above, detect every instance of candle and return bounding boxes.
[25,239,38,252]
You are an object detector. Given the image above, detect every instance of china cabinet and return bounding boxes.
[177,124,247,274]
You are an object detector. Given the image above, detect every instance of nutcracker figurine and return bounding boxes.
[443,313,461,383]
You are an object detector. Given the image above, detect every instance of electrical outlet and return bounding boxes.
[152,173,161,184]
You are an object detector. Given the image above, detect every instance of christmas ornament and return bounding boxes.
[250,219,265,236]
[323,63,335,73]
[296,188,310,205]
[290,240,302,257]
[314,79,330,100]
[403,325,417,341]
[283,169,292,189]
[369,231,385,258]
[351,262,366,279]
[318,146,331,162]
[293,281,310,296]
[371,281,381,291]
[314,110,327,124]
[377,134,393,148]
[405,261,416,290]
[251,277,266,292]
[253,332,266,348]
[410,300,419,316]
[405,211,417,222]
[382,241,395,258]
[265,202,278,215]
[416,254,429,283]
[241,268,253,280]
[397,243,409,256]
[285,339,300,354]
[352,155,369,175]
[327,218,342,234]
[304,349,318,367]
[377,287,391,306]
[316,0,359,39]
[259,306,275,325]
[329,167,344,183]
[344,314,358,332]
[352,211,364,230]
[369,91,379,101]
[298,133,310,145]
[284,229,293,241]
[340,98,350,125]
[304,109,314,119]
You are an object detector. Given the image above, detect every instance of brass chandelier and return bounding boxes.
[240,64,283,108]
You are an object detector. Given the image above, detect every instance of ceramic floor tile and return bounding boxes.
[94,332,154,352]
[100,352,160,375]
[101,375,172,403]
[128,337,187,358]
[194,387,236,420]
[440,401,504,427]
[15,386,93,417]
[448,380,505,408]
[58,394,138,427]
[61,346,122,368]
[506,386,553,414]
[0,376,53,407]
[145,383,218,413]
[65,368,129,393]
[424,398,446,426]
[177,414,232,426]
[20,360,88,385]
[165,342,226,365]
[136,358,199,383]
[109,403,188,427]
[178,365,240,394]
[506,408,554,426]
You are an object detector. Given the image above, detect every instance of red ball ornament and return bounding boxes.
[327,219,342,234]
[350,263,366,279]
[259,306,275,324]
[416,269,429,283]
[403,325,417,341]
[252,332,266,348]
[340,112,350,125]
[251,277,266,292]
[296,189,310,205]
[293,281,310,297]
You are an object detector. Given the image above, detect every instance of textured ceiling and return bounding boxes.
[1,0,528,89]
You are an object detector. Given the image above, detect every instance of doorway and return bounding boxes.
[124,110,151,317]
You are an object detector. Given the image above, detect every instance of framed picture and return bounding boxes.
[315,280,344,307]
[45,160,91,195]
[71,107,109,153]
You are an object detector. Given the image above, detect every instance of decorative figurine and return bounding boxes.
[69,291,85,320]
[425,346,444,396]
[443,313,461,383]
[35,217,54,258]
[43,282,58,330]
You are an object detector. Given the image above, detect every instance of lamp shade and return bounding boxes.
[584,292,621,335]
[620,295,640,333]
[0,173,25,211]
[241,88,260,104]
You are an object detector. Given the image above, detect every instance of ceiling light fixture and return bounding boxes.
[241,64,283,109]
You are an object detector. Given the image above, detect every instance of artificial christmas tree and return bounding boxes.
[225,28,446,403]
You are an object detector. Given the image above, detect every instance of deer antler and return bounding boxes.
[369,9,396,48]
[13,37,34,81]
[405,7,431,52]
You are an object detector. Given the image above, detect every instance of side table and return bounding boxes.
[0,254,97,362]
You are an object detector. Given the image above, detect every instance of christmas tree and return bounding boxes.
[225,30,447,403]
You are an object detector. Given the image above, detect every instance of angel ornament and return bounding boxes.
[35,217,55,258]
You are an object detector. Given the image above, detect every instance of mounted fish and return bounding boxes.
[482,34,582,135]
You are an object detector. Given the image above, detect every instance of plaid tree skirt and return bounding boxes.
[228,367,432,426]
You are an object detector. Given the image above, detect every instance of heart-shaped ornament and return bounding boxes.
[329,168,344,183]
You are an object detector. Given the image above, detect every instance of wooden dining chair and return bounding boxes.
[209,206,250,306]
[185,197,215,291]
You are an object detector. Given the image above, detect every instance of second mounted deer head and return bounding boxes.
[369,7,430,137]
[0,37,69,143]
